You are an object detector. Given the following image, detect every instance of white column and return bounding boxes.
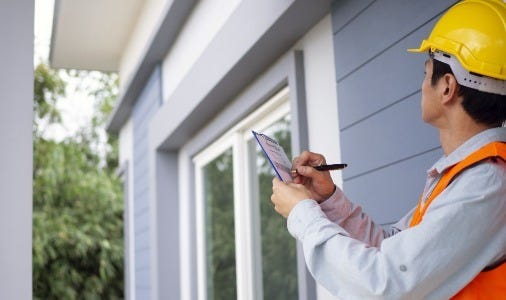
[0,0,34,299]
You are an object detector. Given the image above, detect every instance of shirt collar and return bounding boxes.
[428,127,506,175]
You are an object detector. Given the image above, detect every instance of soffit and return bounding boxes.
[50,0,144,71]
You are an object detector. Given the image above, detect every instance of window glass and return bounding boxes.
[202,148,237,300]
[249,115,298,299]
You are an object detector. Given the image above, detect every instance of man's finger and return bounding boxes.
[297,165,326,179]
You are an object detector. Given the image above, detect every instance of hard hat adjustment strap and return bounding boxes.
[433,50,506,96]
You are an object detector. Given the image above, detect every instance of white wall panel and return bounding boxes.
[294,15,343,188]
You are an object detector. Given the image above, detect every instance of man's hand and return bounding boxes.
[271,177,312,218]
[291,151,335,202]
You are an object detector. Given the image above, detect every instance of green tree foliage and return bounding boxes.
[33,64,65,125]
[32,63,124,299]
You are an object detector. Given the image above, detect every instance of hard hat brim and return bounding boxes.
[407,40,431,53]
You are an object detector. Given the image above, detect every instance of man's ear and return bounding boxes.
[441,73,459,104]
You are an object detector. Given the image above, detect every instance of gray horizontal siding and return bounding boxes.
[331,0,375,34]
[132,66,162,300]
[337,20,436,129]
[332,0,456,224]
[344,148,442,223]
[340,92,440,180]
[333,0,456,81]
[135,247,151,268]
[135,230,151,253]
[135,267,152,292]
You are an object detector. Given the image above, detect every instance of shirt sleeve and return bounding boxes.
[318,188,390,247]
[287,161,506,299]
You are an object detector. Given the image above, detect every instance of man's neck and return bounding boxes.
[439,122,491,156]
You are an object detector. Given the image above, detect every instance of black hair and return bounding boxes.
[431,58,506,127]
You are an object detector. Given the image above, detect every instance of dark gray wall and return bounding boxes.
[149,149,180,300]
[132,66,162,299]
[331,0,458,224]
[0,0,33,298]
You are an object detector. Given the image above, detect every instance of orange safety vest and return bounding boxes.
[409,141,506,299]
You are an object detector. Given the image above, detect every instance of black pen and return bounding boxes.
[291,163,348,175]
[314,163,348,171]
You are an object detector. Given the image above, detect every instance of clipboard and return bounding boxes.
[252,131,293,182]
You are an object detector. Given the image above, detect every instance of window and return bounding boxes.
[194,87,298,299]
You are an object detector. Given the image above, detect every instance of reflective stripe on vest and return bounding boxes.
[409,141,506,299]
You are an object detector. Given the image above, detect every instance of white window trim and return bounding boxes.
[193,86,290,300]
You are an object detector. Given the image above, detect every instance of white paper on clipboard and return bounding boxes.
[252,131,293,182]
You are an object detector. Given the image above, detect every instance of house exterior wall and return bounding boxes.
[0,0,34,299]
[112,0,468,299]
[131,66,162,299]
[331,0,457,225]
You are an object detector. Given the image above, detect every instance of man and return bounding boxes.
[270,0,505,298]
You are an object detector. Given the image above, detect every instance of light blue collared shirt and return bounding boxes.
[287,127,506,299]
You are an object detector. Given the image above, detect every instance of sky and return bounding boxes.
[34,0,97,142]
[33,0,53,65]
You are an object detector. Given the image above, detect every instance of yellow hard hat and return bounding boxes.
[409,0,506,82]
